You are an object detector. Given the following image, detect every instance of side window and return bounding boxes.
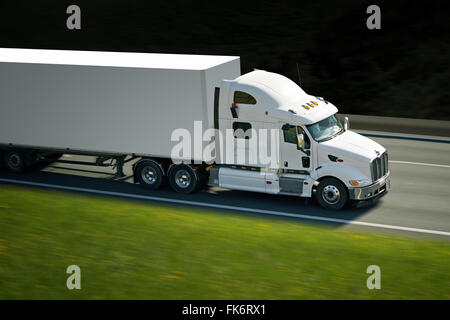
[283,126,297,144]
[233,122,252,139]
[234,91,257,105]
[282,125,311,149]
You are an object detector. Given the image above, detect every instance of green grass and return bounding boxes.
[0,184,448,299]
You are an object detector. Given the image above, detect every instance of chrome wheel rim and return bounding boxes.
[141,166,158,184]
[322,185,340,204]
[8,153,21,169]
[175,169,191,189]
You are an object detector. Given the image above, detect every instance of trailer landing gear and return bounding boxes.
[40,154,136,179]
[111,156,125,179]
[109,155,138,179]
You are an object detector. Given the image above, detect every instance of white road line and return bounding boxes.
[390,160,450,168]
[1,177,449,237]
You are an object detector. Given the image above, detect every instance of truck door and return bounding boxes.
[280,124,312,172]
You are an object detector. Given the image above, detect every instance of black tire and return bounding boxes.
[315,178,348,210]
[168,164,198,194]
[3,151,26,173]
[135,160,164,190]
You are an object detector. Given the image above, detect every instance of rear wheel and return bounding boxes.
[136,160,164,190]
[3,151,26,173]
[315,178,348,210]
[169,164,198,194]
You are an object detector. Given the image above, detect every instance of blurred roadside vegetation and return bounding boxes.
[0,0,449,119]
[0,184,449,299]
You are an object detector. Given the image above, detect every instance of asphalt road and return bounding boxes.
[0,135,449,237]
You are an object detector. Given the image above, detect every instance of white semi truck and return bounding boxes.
[0,48,390,210]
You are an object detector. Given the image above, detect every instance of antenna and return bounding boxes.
[296,62,301,87]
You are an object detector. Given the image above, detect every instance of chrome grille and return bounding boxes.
[371,152,388,182]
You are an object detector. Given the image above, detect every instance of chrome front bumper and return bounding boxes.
[348,172,390,200]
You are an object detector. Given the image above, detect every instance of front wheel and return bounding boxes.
[315,178,348,210]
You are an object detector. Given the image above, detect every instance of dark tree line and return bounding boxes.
[1,0,449,119]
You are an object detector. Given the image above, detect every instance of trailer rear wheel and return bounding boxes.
[136,161,164,190]
[315,178,348,210]
[3,151,26,173]
[169,164,198,194]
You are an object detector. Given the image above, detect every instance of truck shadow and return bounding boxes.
[198,187,380,223]
[0,164,379,227]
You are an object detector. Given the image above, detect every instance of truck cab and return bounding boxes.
[211,70,390,210]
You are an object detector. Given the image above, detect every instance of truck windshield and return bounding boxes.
[306,115,344,142]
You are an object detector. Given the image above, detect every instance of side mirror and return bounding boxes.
[297,133,304,149]
[344,116,350,131]
[297,133,311,156]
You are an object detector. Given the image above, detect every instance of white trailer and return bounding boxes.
[0,48,390,210]
[0,48,240,158]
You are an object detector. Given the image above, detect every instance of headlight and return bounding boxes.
[349,179,371,187]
